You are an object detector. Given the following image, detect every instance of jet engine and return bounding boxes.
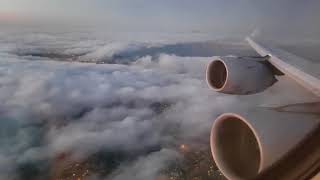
[210,109,319,180]
[206,57,277,94]
[207,38,320,179]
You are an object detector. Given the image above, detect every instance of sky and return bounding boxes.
[0,0,320,39]
[0,27,318,179]
[0,1,320,179]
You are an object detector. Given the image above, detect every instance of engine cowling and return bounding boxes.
[206,57,277,94]
[210,109,320,180]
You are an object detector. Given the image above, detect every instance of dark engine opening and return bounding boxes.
[207,60,227,89]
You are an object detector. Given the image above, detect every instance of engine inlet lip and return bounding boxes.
[206,59,228,92]
[210,113,264,179]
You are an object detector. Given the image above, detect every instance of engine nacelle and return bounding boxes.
[210,109,319,180]
[206,57,277,94]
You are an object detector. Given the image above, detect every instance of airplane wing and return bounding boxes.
[247,38,320,180]
[206,37,320,180]
[247,37,320,97]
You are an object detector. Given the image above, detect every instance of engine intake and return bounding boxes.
[210,109,320,180]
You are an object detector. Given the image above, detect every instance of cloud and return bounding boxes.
[78,42,147,63]
[0,46,232,179]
